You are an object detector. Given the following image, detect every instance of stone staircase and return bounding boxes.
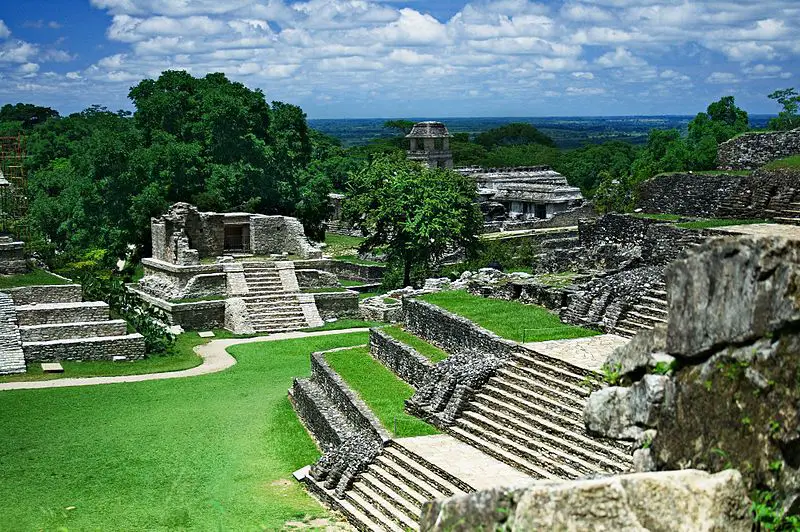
[614,282,668,338]
[7,285,145,364]
[303,441,473,532]
[241,261,318,333]
[447,349,632,480]
[772,201,800,225]
[0,293,25,374]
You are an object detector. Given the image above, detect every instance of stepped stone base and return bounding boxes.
[19,320,128,342]
[16,301,110,326]
[0,293,25,375]
[4,284,82,305]
[23,333,146,362]
[0,240,27,274]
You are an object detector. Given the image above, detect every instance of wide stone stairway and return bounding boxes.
[304,440,473,532]
[614,281,668,338]
[241,261,319,333]
[7,284,144,363]
[448,348,632,480]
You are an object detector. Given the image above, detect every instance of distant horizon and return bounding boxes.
[307,113,778,121]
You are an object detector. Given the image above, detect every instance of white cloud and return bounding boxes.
[706,72,739,84]
[571,71,594,79]
[596,47,646,68]
[0,20,10,39]
[18,62,40,76]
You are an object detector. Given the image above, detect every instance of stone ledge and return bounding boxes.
[22,333,146,362]
[141,257,223,274]
[369,327,434,388]
[4,284,82,306]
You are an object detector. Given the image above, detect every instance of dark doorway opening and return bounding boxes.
[224,224,250,252]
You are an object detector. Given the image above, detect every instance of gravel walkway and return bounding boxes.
[0,328,370,392]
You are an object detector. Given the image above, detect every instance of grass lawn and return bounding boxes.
[763,155,800,170]
[631,213,683,221]
[323,234,365,256]
[302,319,385,332]
[340,279,367,287]
[333,254,385,266]
[382,325,449,363]
[359,291,383,300]
[0,332,368,530]
[0,268,70,290]
[324,347,439,438]
[0,331,248,384]
[419,290,599,343]
[676,218,769,229]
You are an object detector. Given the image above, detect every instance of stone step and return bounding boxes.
[363,464,428,508]
[648,289,667,298]
[243,294,300,302]
[22,333,145,363]
[464,403,629,474]
[350,480,420,531]
[774,217,800,226]
[614,325,639,338]
[382,446,468,497]
[242,262,277,270]
[359,470,425,515]
[633,304,668,317]
[457,414,586,478]
[19,320,128,343]
[624,311,667,329]
[473,391,632,458]
[252,324,307,334]
[448,424,554,480]
[248,315,306,324]
[494,369,586,410]
[373,455,451,501]
[247,308,304,317]
[485,378,585,423]
[388,441,474,494]
[617,319,653,334]
[509,351,591,384]
[15,301,110,326]
[345,490,405,532]
[302,474,387,532]
[500,364,589,402]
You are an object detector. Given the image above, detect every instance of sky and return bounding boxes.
[0,0,798,118]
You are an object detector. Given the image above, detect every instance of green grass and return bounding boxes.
[359,291,382,300]
[383,297,399,305]
[301,287,350,294]
[323,234,365,256]
[168,295,226,303]
[0,268,70,289]
[676,218,769,229]
[0,331,248,383]
[631,213,683,221]
[509,266,533,274]
[763,155,800,170]
[419,290,599,343]
[535,272,580,288]
[324,347,439,438]
[340,279,367,287]
[0,332,368,530]
[382,326,449,363]
[334,255,385,266]
[302,319,385,332]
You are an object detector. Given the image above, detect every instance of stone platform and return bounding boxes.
[523,334,629,372]
[712,223,800,241]
[397,434,533,491]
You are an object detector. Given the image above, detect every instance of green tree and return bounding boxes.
[482,144,561,168]
[475,123,556,149]
[768,88,800,131]
[383,120,416,136]
[343,154,483,287]
[555,141,638,195]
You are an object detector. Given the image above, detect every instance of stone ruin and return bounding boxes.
[406,121,454,170]
[0,235,26,274]
[718,127,800,170]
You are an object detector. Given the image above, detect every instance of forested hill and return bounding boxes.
[309,115,774,149]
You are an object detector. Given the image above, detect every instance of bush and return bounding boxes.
[81,273,175,354]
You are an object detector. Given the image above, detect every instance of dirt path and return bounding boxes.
[0,328,370,392]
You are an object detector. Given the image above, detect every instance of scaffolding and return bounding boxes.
[0,134,28,240]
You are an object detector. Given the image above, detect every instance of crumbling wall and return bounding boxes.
[585,236,800,508]
[636,173,747,217]
[718,128,800,170]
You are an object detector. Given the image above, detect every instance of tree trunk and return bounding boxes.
[403,256,412,288]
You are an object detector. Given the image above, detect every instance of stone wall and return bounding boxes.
[481,203,596,234]
[295,269,339,289]
[718,128,800,170]
[139,259,223,300]
[636,173,747,217]
[311,291,359,320]
[19,320,128,342]
[15,301,109,326]
[131,287,226,330]
[293,258,386,282]
[719,168,800,219]
[0,293,25,375]
[369,327,434,388]
[0,240,27,274]
[4,284,82,306]
[23,333,146,362]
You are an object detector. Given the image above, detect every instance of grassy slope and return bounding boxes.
[324,347,438,438]
[419,290,598,343]
[323,234,365,256]
[382,325,449,363]
[763,155,800,170]
[0,332,368,530]
[0,268,70,289]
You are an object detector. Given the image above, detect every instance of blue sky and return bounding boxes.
[0,0,798,118]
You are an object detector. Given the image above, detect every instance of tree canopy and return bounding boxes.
[475,123,556,149]
[343,154,483,287]
[768,88,800,131]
